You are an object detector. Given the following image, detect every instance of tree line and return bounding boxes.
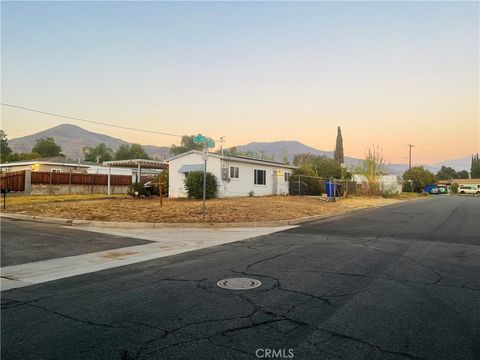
[2,129,480,186]
[0,130,151,163]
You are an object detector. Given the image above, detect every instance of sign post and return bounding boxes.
[202,146,208,220]
[193,134,216,220]
[159,181,163,206]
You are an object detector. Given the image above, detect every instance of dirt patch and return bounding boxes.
[1,195,419,223]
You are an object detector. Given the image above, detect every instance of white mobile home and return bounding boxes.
[352,174,403,194]
[168,151,296,198]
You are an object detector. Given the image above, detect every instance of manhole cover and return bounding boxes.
[217,278,262,290]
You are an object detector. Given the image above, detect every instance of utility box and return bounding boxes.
[221,168,229,180]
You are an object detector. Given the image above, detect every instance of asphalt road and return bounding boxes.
[1,219,152,266]
[2,196,479,360]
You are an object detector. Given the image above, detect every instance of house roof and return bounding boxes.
[437,178,480,185]
[0,160,89,168]
[167,150,297,169]
[103,159,168,169]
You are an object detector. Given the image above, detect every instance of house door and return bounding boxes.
[272,169,278,195]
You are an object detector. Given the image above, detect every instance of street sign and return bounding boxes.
[202,149,209,161]
[193,134,206,144]
[193,134,215,148]
[206,138,215,148]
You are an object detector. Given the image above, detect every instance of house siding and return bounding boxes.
[1,164,87,173]
[168,152,293,198]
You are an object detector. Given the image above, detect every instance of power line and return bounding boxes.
[1,102,184,138]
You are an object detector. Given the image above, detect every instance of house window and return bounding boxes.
[254,169,266,185]
[284,172,290,181]
[230,166,239,179]
[51,169,62,173]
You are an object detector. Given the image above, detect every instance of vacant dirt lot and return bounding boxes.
[1,194,421,223]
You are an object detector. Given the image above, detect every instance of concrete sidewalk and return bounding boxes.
[1,225,294,291]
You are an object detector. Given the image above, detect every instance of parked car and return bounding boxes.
[458,185,480,195]
[127,181,159,197]
[425,184,441,195]
[143,181,159,196]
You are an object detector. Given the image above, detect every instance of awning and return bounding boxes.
[178,164,204,173]
[103,159,168,169]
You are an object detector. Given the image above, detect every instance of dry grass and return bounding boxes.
[1,194,420,223]
[2,193,126,206]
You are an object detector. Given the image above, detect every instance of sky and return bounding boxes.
[1,1,479,165]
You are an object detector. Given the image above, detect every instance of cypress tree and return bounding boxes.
[471,153,480,179]
[334,126,344,164]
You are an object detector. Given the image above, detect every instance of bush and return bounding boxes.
[402,166,436,192]
[451,183,459,194]
[312,157,342,178]
[156,169,169,196]
[127,182,147,197]
[184,171,217,199]
[289,166,322,195]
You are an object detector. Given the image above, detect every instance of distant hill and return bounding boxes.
[432,156,471,172]
[8,125,470,175]
[8,124,170,160]
[231,140,466,176]
[234,140,363,167]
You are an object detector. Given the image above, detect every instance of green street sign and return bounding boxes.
[193,134,206,144]
[194,134,215,148]
[207,138,215,148]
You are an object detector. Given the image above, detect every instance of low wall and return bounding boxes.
[29,184,129,195]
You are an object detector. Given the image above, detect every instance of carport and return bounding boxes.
[103,159,168,196]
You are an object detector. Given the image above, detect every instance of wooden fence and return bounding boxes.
[31,172,132,186]
[1,171,26,192]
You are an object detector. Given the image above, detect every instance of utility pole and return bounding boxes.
[219,136,225,156]
[407,144,415,170]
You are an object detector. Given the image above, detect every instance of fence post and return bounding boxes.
[68,171,72,194]
[49,171,53,194]
[298,175,301,196]
[107,167,111,196]
[24,170,31,195]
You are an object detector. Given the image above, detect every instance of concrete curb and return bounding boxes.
[0,200,412,229]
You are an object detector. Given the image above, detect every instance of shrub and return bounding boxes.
[156,169,169,196]
[354,146,388,196]
[289,166,322,195]
[312,156,342,178]
[127,182,147,197]
[402,166,436,192]
[451,183,459,194]
[184,171,217,199]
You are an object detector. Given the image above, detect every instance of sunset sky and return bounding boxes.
[1,1,478,165]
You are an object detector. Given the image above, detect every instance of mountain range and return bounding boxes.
[7,124,472,175]
[8,124,170,160]
[235,141,363,167]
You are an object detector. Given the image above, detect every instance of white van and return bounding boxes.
[458,185,480,195]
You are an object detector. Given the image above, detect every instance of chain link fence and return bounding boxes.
[289,175,356,196]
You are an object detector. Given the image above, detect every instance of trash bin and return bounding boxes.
[325,181,336,197]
